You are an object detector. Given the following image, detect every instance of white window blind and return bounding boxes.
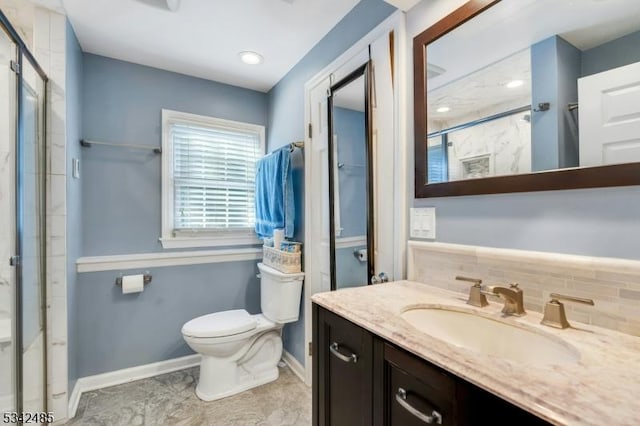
[171,122,262,233]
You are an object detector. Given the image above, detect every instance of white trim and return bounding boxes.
[67,381,82,420]
[303,10,406,386]
[335,235,367,249]
[160,109,265,249]
[76,248,263,273]
[68,354,201,419]
[282,350,308,386]
[393,13,410,281]
[159,234,261,249]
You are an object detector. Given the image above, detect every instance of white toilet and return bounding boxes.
[181,263,305,401]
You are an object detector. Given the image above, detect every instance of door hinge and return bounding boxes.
[10,60,20,74]
[9,255,20,266]
[308,123,313,139]
[308,341,313,356]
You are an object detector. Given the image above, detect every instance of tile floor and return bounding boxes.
[68,366,311,426]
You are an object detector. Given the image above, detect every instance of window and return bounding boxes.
[161,109,265,249]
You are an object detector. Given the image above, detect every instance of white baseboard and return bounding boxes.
[68,354,201,418]
[282,350,308,386]
[67,382,82,423]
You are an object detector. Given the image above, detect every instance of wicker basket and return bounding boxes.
[262,245,302,273]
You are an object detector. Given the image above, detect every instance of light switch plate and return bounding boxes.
[410,207,436,239]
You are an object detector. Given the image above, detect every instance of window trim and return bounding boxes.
[160,109,265,249]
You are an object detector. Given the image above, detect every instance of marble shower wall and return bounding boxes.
[408,241,640,337]
[0,4,67,417]
[447,113,531,180]
[34,6,69,421]
[0,21,16,410]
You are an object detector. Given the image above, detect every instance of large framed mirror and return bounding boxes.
[414,0,640,198]
[328,62,375,290]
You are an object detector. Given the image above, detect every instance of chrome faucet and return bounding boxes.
[482,283,526,316]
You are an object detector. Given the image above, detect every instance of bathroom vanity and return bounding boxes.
[311,282,640,425]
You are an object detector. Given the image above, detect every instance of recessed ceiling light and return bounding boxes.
[436,106,451,113]
[165,0,181,12]
[239,51,264,65]
[506,80,524,89]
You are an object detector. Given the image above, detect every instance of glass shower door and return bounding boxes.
[18,57,47,414]
[0,26,17,416]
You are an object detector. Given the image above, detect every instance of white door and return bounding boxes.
[303,76,331,383]
[579,61,640,167]
[371,32,396,280]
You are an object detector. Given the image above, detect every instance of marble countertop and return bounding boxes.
[311,281,640,426]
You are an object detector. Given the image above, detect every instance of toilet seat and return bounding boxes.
[182,309,257,338]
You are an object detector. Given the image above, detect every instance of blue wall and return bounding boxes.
[556,37,581,168]
[414,185,640,261]
[531,36,580,171]
[76,262,260,377]
[76,54,269,377]
[81,54,268,255]
[65,19,83,391]
[336,246,368,288]
[335,107,366,238]
[582,30,640,77]
[267,0,396,364]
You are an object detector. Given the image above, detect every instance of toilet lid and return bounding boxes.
[182,309,257,338]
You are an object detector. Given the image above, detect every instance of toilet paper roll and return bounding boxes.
[273,229,284,251]
[122,274,145,294]
[354,249,367,263]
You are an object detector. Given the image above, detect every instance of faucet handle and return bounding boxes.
[456,276,488,307]
[455,276,482,287]
[550,293,594,306]
[541,293,595,329]
[510,282,520,289]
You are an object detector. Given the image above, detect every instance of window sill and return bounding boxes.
[159,234,262,249]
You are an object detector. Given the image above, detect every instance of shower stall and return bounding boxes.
[0,10,48,416]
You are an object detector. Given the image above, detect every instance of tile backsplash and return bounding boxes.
[407,241,640,336]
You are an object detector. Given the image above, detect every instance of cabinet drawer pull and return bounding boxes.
[329,342,358,363]
[395,388,443,424]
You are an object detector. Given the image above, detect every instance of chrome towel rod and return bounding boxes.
[80,139,162,154]
[290,141,304,152]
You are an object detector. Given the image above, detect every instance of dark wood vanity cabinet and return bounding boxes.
[313,306,374,426]
[313,304,550,426]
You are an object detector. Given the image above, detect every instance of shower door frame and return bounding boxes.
[0,9,49,416]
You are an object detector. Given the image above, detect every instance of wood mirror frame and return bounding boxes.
[413,0,640,198]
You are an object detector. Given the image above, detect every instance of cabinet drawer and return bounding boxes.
[384,343,459,426]
[314,306,373,426]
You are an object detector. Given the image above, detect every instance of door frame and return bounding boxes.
[302,10,408,385]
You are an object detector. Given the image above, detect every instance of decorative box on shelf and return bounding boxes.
[262,245,302,273]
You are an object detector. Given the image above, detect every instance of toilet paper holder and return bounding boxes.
[115,272,153,287]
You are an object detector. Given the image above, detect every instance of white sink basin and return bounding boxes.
[401,307,580,366]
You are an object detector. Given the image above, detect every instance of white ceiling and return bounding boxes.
[428,49,531,125]
[62,0,361,92]
[428,0,640,92]
[334,75,365,112]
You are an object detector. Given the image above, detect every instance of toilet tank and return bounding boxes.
[258,263,305,324]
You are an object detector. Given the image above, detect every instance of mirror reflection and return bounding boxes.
[330,73,370,290]
[426,0,640,184]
